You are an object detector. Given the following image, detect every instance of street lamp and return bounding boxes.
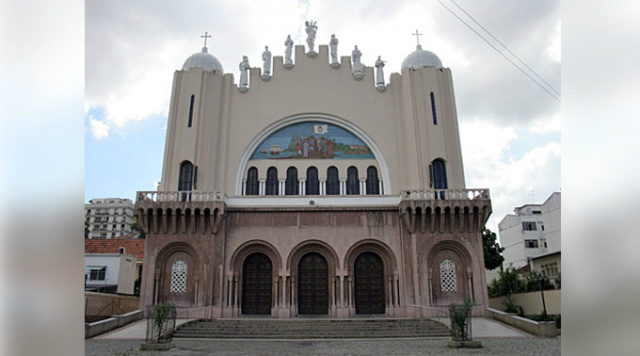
[536,273,548,320]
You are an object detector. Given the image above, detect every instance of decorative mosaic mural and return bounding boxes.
[250,122,374,160]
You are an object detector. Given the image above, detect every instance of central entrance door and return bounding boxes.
[354,252,385,314]
[298,252,328,315]
[242,253,272,315]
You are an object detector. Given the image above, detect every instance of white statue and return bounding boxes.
[330,34,339,66]
[262,46,272,76]
[284,35,293,67]
[239,56,250,90]
[352,45,363,79]
[305,20,318,53]
[375,56,385,86]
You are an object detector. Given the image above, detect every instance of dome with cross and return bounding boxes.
[182,32,224,72]
[401,44,443,70]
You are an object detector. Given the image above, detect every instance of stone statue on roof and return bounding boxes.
[284,35,294,68]
[239,56,250,91]
[352,45,363,80]
[330,34,339,67]
[262,46,272,77]
[375,56,386,87]
[305,20,318,53]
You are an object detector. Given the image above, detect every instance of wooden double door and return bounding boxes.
[354,252,386,314]
[298,253,329,315]
[242,253,272,315]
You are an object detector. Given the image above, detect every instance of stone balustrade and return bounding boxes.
[401,189,490,201]
[137,191,224,203]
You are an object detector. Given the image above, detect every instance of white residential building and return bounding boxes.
[498,192,561,270]
[85,198,135,239]
[85,252,138,295]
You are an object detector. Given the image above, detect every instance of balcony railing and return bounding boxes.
[137,191,224,203]
[401,189,490,200]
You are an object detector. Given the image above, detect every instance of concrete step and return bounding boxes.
[173,319,451,339]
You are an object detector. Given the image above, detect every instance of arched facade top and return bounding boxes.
[229,240,283,274]
[235,113,391,195]
[426,240,472,263]
[155,241,201,273]
[344,239,398,275]
[287,239,341,274]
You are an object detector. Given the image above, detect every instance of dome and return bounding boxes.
[401,45,443,70]
[182,47,224,72]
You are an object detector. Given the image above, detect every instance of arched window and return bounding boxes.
[326,167,339,195]
[439,259,457,292]
[366,166,380,195]
[430,92,437,125]
[245,167,259,195]
[178,161,194,191]
[188,95,195,127]
[347,166,359,195]
[306,167,319,195]
[431,159,447,199]
[285,167,299,195]
[266,167,278,195]
[170,260,187,294]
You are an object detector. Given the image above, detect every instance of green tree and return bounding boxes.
[482,228,505,270]
[130,217,146,239]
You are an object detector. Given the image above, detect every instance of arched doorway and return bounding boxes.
[298,253,328,315]
[354,252,385,314]
[242,253,272,315]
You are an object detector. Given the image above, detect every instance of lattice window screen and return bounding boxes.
[440,259,457,292]
[170,260,187,293]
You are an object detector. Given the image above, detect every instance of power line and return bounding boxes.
[436,0,560,103]
[448,0,560,97]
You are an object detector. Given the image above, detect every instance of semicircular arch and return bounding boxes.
[235,113,391,195]
[344,239,398,276]
[229,240,283,274]
[287,239,340,274]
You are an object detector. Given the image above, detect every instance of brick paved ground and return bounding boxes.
[86,337,560,356]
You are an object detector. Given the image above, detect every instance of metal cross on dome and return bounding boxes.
[201,31,212,47]
[412,29,423,46]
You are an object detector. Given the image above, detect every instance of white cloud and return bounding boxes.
[529,112,561,133]
[546,20,561,62]
[89,116,110,139]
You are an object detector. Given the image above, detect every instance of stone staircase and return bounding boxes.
[173,318,451,339]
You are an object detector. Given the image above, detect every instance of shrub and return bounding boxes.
[449,298,474,341]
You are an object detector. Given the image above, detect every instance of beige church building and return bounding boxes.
[136,27,492,319]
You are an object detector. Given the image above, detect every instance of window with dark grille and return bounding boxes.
[522,222,537,231]
[347,166,359,195]
[188,95,195,127]
[178,161,193,191]
[366,166,380,195]
[285,167,299,195]
[266,167,278,195]
[326,167,339,195]
[245,167,259,195]
[525,239,539,248]
[306,167,319,195]
[89,267,106,281]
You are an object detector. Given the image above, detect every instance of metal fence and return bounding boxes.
[144,304,176,344]
[449,304,473,341]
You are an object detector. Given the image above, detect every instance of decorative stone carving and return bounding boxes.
[284,35,294,69]
[261,46,272,81]
[352,45,363,80]
[305,20,318,56]
[238,56,250,93]
[330,34,340,68]
[170,260,187,293]
[375,56,386,91]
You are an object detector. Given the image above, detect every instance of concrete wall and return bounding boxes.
[117,253,137,294]
[485,307,557,337]
[489,289,561,315]
[85,310,143,339]
[85,292,140,318]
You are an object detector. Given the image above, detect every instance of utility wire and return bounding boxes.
[436,0,560,103]
[448,0,560,97]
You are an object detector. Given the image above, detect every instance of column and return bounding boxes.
[153,274,160,305]
[233,276,239,307]
[467,269,474,301]
[299,178,306,196]
[427,269,434,306]
[359,178,366,195]
[339,179,346,195]
[242,179,247,195]
[347,276,353,307]
[320,179,326,195]
[330,277,336,308]
[411,233,421,305]
[291,276,296,313]
[339,275,345,307]
[259,179,266,196]
[279,179,286,196]
[387,275,393,307]
[194,276,200,305]
[393,275,399,307]
[227,276,233,306]
[379,180,383,195]
[274,279,279,307]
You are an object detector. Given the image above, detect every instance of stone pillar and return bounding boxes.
[428,269,434,306]
[411,233,421,305]
[339,276,345,307]
[279,179,286,196]
[393,275,400,307]
[227,276,233,306]
[274,278,279,307]
[259,179,266,196]
[339,179,346,195]
[291,276,296,315]
[299,178,306,196]
[242,179,246,195]
[194,276,200,306]
[467,268,474,301]
[360,178,366,195]
[379,180,383,195]
[387,275,393,308]
[153,274,160,305]
[347,276,353,307]
[320,179,326,195]
[233,276,239,307]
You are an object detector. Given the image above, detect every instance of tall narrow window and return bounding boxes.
[430,92,437,125]
[245,167,259,195]
[306,167,319,195]
[326,167,339,195]
[188,95,195,127]
[266,167,278,195]
[366,166,380,195]
[432,159,447,200]
[285,167,299,195]
[347,166,359,195]
[178,161,194,191]
[170,260,187,294]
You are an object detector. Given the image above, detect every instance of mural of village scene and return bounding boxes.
[250,122,375,160]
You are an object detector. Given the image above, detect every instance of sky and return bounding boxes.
[85,0,561,234]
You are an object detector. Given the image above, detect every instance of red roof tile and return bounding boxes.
[85,238,145,260]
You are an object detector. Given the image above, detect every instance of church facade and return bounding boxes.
[137,30,492,319]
